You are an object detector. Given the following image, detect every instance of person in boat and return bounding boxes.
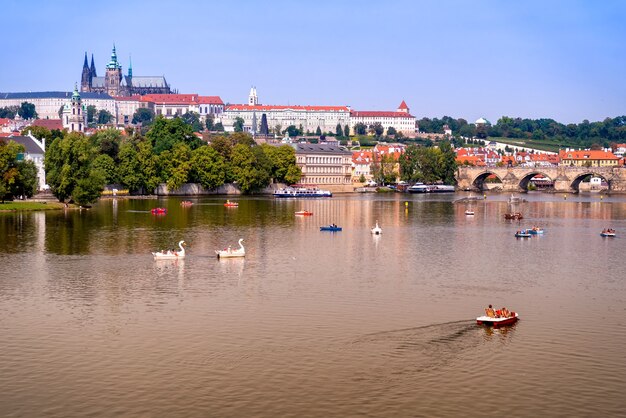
[501,307,510,318]
[485,304,496,318]
[331,223,337,228]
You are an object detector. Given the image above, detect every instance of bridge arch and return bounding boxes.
[471,171,504,191]
[570,172,611,192]
[518,171,554,191]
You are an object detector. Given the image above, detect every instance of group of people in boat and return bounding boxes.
[602,228,616,234]
[485,304,513,318]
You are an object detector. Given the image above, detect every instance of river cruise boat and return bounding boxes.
[407,183,455,193]
[274,187,332,198]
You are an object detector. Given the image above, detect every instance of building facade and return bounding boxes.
[0,91,116,121]
[293,143,353,190]
[62,86,87,132]
[80,46,171,97]
[558,149,619,167]
[141,94,224,120]
[350,101,417,138]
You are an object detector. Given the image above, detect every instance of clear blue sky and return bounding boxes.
[2,0,625,124]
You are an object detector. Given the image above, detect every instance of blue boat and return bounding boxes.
[515,229,532,238]
[529,227,544,234]
[320,225,342,232]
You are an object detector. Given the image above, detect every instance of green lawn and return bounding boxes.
[0,201,67,211]
[487,137,575,153]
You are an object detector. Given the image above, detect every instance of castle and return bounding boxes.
[80,45,172,97]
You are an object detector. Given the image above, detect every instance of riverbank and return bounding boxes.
[0,201,69,211]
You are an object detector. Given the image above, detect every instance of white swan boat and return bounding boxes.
[371,221,382,235]
[216,238,245,258]
[152,240,185,259]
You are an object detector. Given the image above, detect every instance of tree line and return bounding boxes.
[418,115,626,149]
[40,116,301,206]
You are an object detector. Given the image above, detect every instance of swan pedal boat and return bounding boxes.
[295,210,313,216]
[320,225,342,231]
[152,240,185,259]
[216,238,245,258]
[476,312,519,328]
[371,221,382,235]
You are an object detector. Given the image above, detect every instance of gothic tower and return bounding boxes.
[90,54,97,77]
[80,52,91,92]
[105,44,123,96]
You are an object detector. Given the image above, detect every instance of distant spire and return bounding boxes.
[128,54,132,78]
[90,53,97,77]
[83,52,88,69]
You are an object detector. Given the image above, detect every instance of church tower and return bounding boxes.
[63,84,87,132]
[248,86,258,106]
[90,54,97,78]
[105,44,123,96]
[80,52,91,92]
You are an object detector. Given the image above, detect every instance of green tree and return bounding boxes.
[344,124,350,137]
[369,122,384,137]
[147,115,198,154]
[355,122,367,135]
[14,159,38,198]
[261,144,301,184]
[158,142,192,191]
[436,141,458,185]
[97,109,113,124]
[0,106,17,119]
[0,140,23,202]
[214,122,224,132]
[315,126,322,136]
[286,125,300,137]
[387,126,397,136]
[336,124,343,137]
[132,108,155,125]
[181,111,203,132]
[206,114,215,131]
[91,128,121,160]
[86,105,97,124]
[189,145,226,190]
[18,102,37,120]
[58,105,64,119]
[21,126,52,142]
[91,154,118,184]
[230,143,271,193]
[44,132,105,204]
[233,117,245,132]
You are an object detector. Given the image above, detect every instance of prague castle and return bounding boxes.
[80,45,172,97]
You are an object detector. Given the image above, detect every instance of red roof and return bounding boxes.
[398,100,408,110]
[559,150,618,160]
[225,104,349,112]
[352,150,373,164]
[350,110,413,118]
[141,94,199,104]
[198,96,224,105]
[0,132,12,137]
[31,119,63,131]
[0,118,10,126]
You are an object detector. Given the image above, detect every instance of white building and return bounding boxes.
[0,91,116,121]
[7,132,46,190]
[115,96,149,124]
[141,94,224,120]
[292,143,353,191]
[349,101,417,138]
[219,88,350,135]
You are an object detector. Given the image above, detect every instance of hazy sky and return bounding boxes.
[2,0,625,124]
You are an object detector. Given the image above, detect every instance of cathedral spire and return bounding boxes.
[90,53,97,77]
[83,52,88,69]
[128,55,132,78]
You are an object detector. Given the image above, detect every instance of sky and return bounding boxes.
[1,0,625,124]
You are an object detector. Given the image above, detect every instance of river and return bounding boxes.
[1,192,625,417]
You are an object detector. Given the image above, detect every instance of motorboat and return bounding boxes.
[371,221,382,235]
[295,210,313,216]
[465,210,475,215]
[477,311,519,328]
[515,229,532,238]
[215,238,245,258]
[407,183,429,193]
[320,225,342,232]
[600,229,616,237]
[504,212,523,220]
[152,240,185,259]
[273,187,332,198]
[407,183,455,193]
[529,227,544,234]
[151,207,167,214]
[224,200,239,207]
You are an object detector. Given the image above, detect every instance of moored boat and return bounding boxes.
[408,183,455,193]
[273,186,332,198]
[465,210,475,215]
[476,311,519,328]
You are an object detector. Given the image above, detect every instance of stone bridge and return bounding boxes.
[456,166,626,193]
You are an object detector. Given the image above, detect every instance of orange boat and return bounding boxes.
[224,200,239,207]
[151,207,167,214]
[295,210,313,216]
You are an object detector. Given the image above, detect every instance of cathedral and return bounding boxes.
[80,45,172,97]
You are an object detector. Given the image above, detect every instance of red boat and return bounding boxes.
[224,200,239,207]
[295,210,313,216]
[476,312,519,328]
[151,207,167,214]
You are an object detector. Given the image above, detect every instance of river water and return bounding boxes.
[1,193,625,417]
